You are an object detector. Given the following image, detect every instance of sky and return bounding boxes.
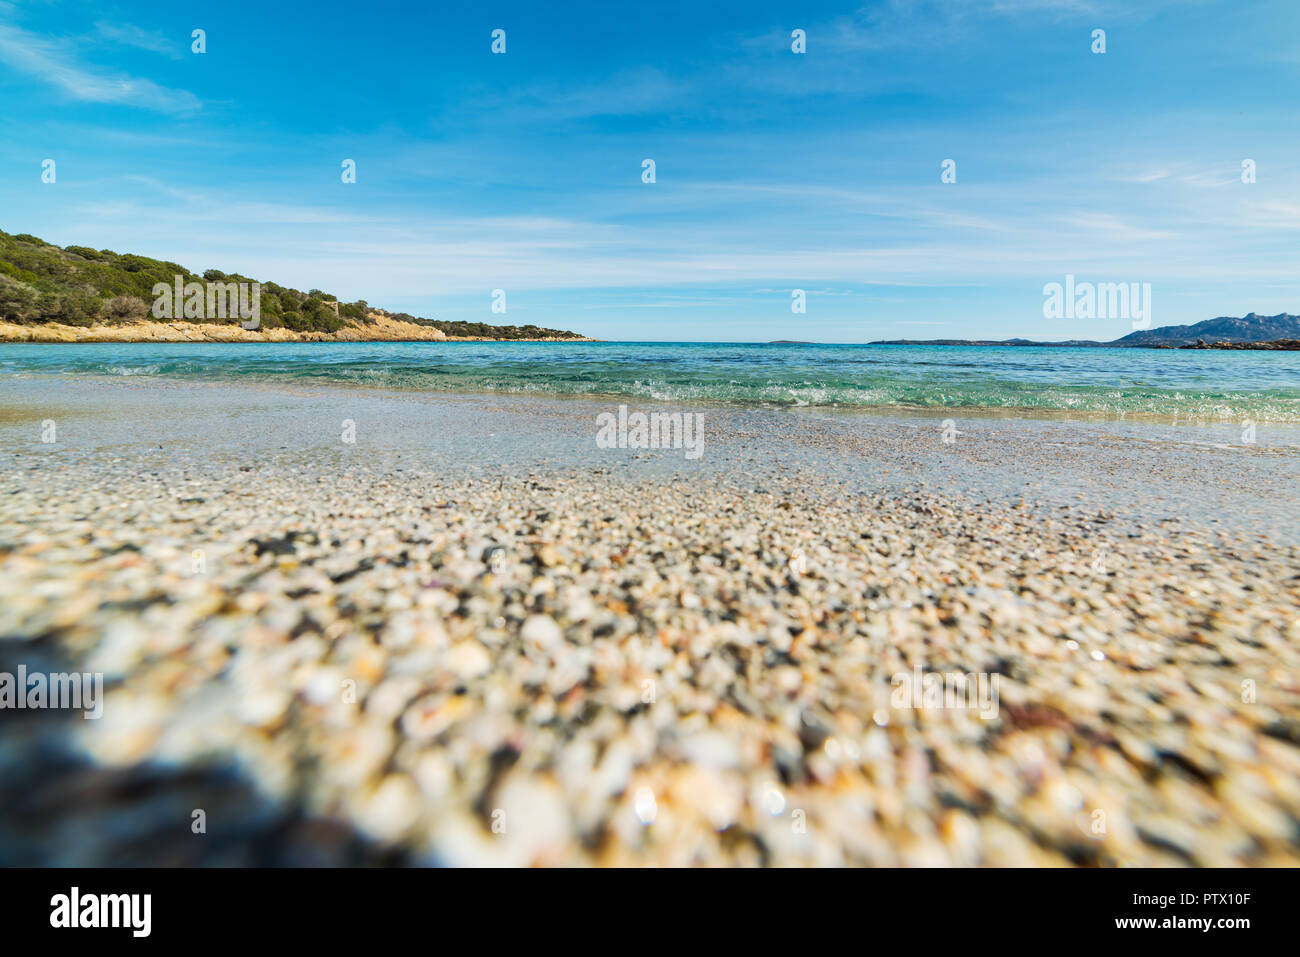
[1,0,1298,342]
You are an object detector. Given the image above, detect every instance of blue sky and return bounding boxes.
[1,0,1298,341]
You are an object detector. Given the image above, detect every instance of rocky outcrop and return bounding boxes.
[1179,338,1300,350]
[1,316,447,343]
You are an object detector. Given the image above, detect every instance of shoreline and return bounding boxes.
[0,318,597,344]
[4,364,1298,427]
[4,374,1297,540]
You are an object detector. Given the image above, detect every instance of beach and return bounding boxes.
[0,318,596,344]
[2,360,1298,866]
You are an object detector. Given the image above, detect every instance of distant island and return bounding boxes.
[870,313,1300,348]
[1179,338,1300,350]
[0,229,592,343]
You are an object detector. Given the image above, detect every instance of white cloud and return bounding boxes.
[0,21,199,112]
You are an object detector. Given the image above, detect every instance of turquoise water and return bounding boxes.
[3,341,1299,421]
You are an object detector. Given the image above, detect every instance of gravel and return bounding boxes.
[1,445,1297,866]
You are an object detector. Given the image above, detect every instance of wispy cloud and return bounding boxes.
[93,21,183,60]
[743,0,1182,57]
[1123,170,1171,183]
[477,68,688,124]
[0,21,199,112]
[1062,211,1176,241]
[1237,201,1300,230]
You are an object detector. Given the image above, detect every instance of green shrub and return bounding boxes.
[104,295,149,324]
[57,293,99,326]
[0,231,586,337]
[0,276,37,321]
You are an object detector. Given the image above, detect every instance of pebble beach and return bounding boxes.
[1,374,1299,866]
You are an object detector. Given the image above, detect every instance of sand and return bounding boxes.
[0,376,1297,865]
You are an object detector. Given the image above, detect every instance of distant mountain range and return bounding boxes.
[871,313,1300,348]
[1114,313,1300,346]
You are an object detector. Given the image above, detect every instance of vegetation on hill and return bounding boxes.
[0,229,586,339]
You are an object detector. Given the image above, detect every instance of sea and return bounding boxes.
[3,341,1299,422]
